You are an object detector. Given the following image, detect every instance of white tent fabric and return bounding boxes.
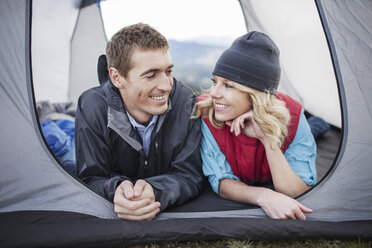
[32,0,106,103]
[32,0,80,102]
[69,2,107,103]
[241,0,341,128]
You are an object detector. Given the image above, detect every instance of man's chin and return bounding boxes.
[151,104,168,115]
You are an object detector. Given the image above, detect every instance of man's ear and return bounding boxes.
[109,67,125,89]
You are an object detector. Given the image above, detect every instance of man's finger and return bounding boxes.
[141,185,155,201]
[120,180,135,199]
[114,197,152,214]
[133,180,147,198]
[114,180,134,199]
[131,201,161,216]
[116,201,161,221]
[117,207,160,221]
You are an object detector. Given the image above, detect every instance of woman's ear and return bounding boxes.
[109,67,125,89]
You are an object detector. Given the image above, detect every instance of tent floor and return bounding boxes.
[1,210,371,248]
[315,125,341,179]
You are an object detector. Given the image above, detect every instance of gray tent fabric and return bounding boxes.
[0,0,372,246]
[300,0,372,221]
[69,2,107,103]
[0,0,116,219]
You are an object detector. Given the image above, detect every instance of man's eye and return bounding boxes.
[146,74,156,79]
[165,69,173,76]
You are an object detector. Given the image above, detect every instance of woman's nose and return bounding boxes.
[210,83,222,98]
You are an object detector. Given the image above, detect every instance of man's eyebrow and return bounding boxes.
[140,68,159,77]
[140,64,174,77]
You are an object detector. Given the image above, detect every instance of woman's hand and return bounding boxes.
[225,110,264,140]
[257,189,313,220]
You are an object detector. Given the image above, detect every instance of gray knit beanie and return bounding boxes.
[212,31,280,95]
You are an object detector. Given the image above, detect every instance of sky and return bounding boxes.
[100,0,247,45]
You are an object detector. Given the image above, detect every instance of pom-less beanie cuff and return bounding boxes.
[213,31,281,95]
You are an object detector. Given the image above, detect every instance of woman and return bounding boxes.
[192,31,317,220]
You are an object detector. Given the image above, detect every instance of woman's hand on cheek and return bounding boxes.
[226,110,264,139]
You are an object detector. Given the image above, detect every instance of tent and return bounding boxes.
[0,0,371,247]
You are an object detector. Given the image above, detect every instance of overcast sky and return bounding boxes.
[100,0,247,44]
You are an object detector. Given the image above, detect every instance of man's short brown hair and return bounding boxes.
[106,23,169,77]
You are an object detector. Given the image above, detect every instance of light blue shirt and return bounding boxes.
[201,109,317,194]
[127,112,158,157]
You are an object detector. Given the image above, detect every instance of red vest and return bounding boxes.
[200,92,302,185]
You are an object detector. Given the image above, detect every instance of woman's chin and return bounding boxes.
[215,114,234,123]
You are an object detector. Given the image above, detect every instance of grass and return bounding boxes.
[124,238,372,248]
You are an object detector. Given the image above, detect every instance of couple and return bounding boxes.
[76,23,316,221]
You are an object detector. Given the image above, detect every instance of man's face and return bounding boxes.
[118,48,174,125]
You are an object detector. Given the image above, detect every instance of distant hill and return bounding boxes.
[168,39,227,90]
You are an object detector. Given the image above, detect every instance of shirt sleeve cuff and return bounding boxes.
[208,173,240,194]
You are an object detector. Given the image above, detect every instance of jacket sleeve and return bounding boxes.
[75,90,130,201]
[144,116,204,211]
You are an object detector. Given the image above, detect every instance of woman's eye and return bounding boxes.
[211,78,216,85]
[224,83,233,88]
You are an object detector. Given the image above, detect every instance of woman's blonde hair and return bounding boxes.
[192,83,291,148]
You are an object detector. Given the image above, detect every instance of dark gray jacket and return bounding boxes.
[76,78,203,211]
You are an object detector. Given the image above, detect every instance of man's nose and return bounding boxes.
[156,73,172,92]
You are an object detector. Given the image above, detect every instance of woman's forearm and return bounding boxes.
[219,178,312,220]
[262,139,310,197]
[219,178,269,205]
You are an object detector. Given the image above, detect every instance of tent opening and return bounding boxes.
[31,0,342,210]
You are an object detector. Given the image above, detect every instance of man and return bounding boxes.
[76,23,203,220]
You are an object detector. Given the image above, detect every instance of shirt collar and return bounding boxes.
[126,112,158,129]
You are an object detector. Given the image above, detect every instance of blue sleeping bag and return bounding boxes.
[41,120,76,175]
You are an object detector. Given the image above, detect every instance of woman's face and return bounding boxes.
[210,75,252,122]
